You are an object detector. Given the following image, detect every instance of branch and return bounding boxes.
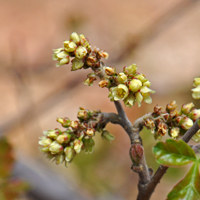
[113,101,151,184]
[136,118,200,200]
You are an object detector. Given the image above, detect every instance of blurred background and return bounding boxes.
[1,0,200,199]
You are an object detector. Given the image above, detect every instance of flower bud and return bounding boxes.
[117,73,127,84]
[75,46,87,59]
[79,34,86,44]
[135,74,147,83]
[188,109,200,121]
[55,154,65,165]
[52,50,70,67]
[57,117,71,128]
[123,64,137,75]
[129,144,144,165]
[86,128,95,137]
[144,118,155,132]
[181,117,193,130]
[129,79,142,93]
[170,127,180,138]
[157,122,168,136]
[77,108,91,121]
[86,56,97,66]
[63,41,77,52]
[47,129,60,139]
[181,102,194,115]
[49,141,63,154]
[39,146,49,152]
[56,133,71,144]
[104,66,116,76]
[83,138,95,153]
[153,105,163,116]
[70,32,80,44]
[64,147,76,162]
[166,100,177,112]
[192,85,200,99]
[70,120,79,129]
[97,51,109,59]
[79,34,91,51]
[73,139,83,153]
[52,48,63,59]
[192,130,200,142]
[101,130,115,142]
[99,79,109,88]
[38,137,52,147]
[71,58,84,71]
[193,77,200,87]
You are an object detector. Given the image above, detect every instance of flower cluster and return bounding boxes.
[143,100,200,140]
[52,32,155,108]
[191,77,200,99]
[52,32,91,69]
[38,108,114,166]
[105,64,155,107]
[52,32,108,70]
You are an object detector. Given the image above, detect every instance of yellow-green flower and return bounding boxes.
[75,46,87,59]
[71,58,84,71]
[129,79,142,93]
[135,92,143,107]
[38,137,52,147]
[193,77,200,87]
[55,154,65,165]
[70,32,80,44]
[123,63,137,75]
[101,130,115,142]
[117,72,127,84]
[188,109,200,121]
[64,147,76,162]
[109,84,129,101]
[192,85,200,99]
[192,129,200,142]
[181,117,193,130]
[49,141,63,154]
[63,40,77,52]
[56,133,71,144]
[73,139,83,153]
[140,86,155,94]
[124,93,135,107]
[181,102,194,115]
[83,138,95,153]
[143,94,152,104]
[86,128,95,137]
[135,74,147,83]
[52,49,70,67]
[104,66,116,76]
[170,127,180,138]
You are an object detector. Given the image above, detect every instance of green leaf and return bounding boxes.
[167,162,200,200]
[153,139,196,167]
[0,137,14,178]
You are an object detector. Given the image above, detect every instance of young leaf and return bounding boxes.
[167,162,200,200]
[153,139,196,167]
[0,137,14,178]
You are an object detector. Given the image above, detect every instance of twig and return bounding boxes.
[136,118,200,200]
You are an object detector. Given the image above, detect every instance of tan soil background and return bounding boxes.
[1,0,200,199]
